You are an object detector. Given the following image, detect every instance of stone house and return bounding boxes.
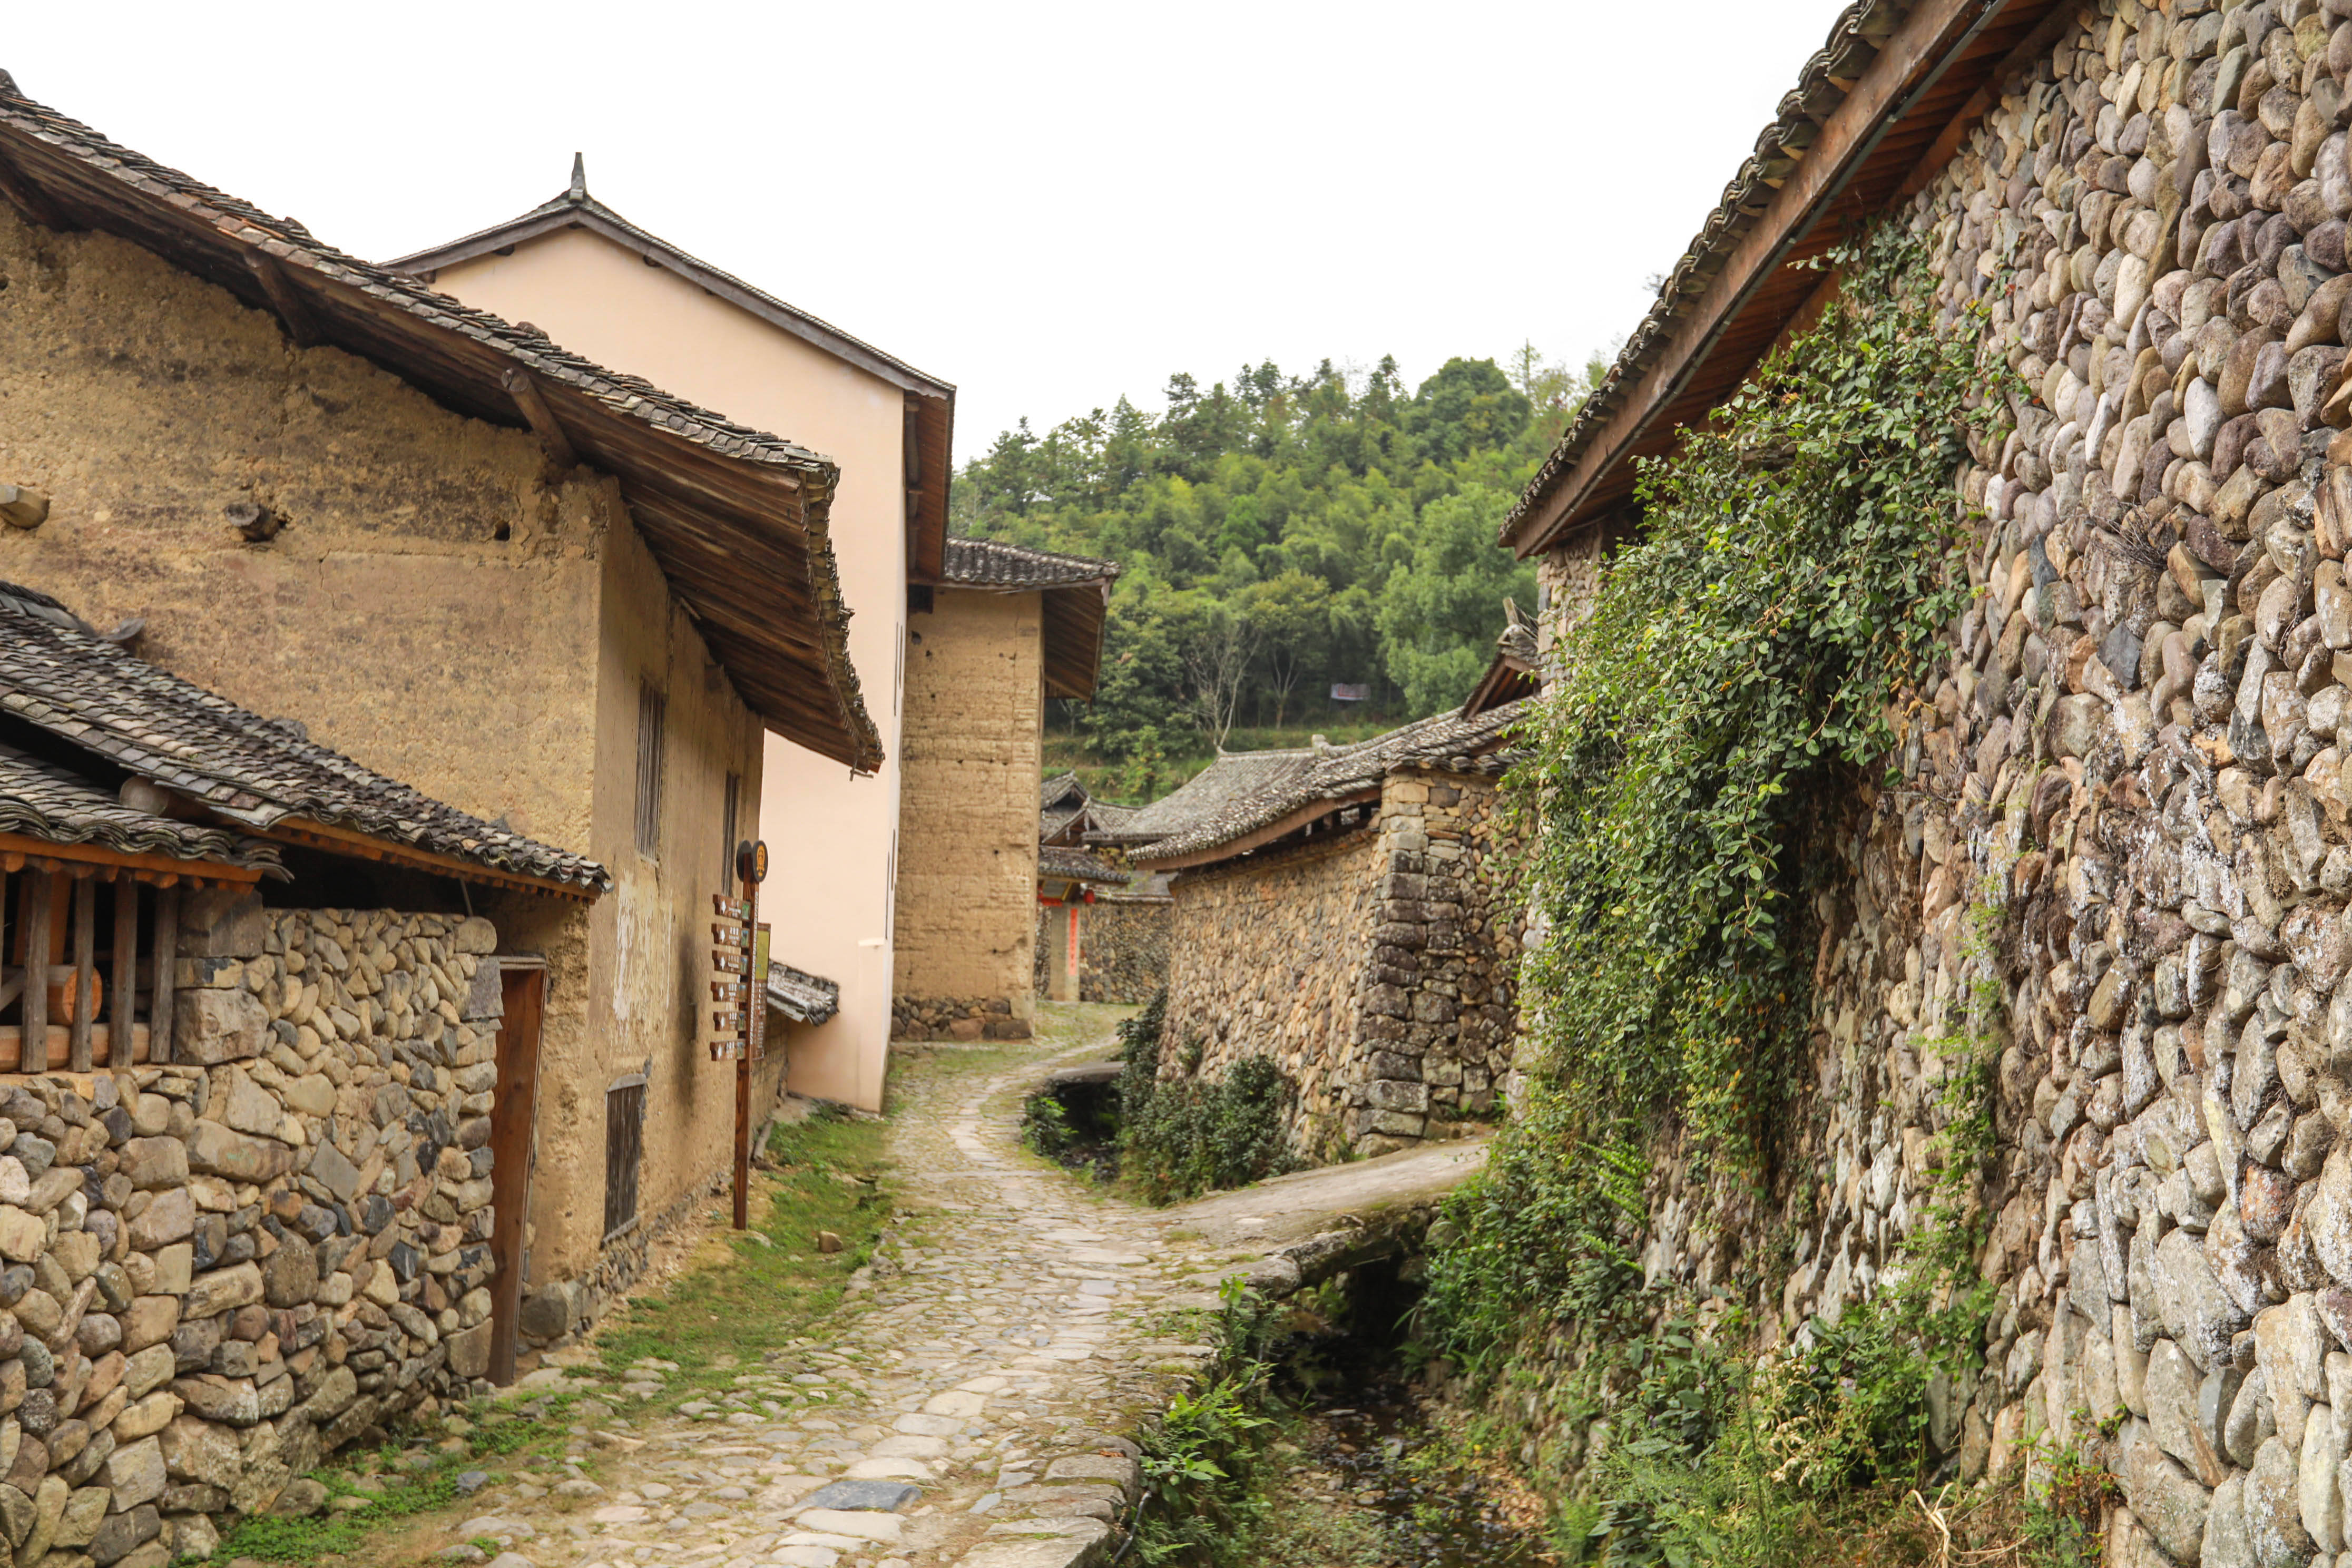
[0,83,878,1353]
[0,574,609,1562]
[891,539,1120,1041]
[1124,704,1525,1161]
[386,160,953,1114]
[1035,775,1170,1006]
[1492,0,2352,1553]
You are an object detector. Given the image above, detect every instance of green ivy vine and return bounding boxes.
[1424,219,2013,1369]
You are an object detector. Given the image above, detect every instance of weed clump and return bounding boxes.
[1114,992,1301,1203]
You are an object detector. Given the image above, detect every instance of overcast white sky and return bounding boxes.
[7,0,1848,461]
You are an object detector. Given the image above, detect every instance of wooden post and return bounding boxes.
[151,886,179,1065]
[109,877,134,1067]
[733,868,753,1232]
[70,873,94,1072]
[20,870,49,1072]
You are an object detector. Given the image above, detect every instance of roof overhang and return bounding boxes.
[1461,652,1537,719]
[1502,0,2078,558]
[252,817,601,903]
[0,84,883,772]
[1132,786,1383,874]
[389,194,957,588]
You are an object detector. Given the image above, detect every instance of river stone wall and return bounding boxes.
[1160,767,1521,1163]
[1028,899,1173,1006]
[0,904,505,1568]
[1517,3,2352,1563]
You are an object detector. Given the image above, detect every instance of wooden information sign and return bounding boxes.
[721,840,769,1230]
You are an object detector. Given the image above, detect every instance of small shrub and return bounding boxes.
[1114,993,1301,1202]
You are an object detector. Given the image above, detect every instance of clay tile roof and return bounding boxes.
[1039,846,1127,887]
[1128,702,1528,868]
[0,741,283,873]
[940,537,1120,590]
[0,582,607,894]
[0,77,881,771]
[766,960,840,1027]
[1501,0,2073,555]
[934,538,1120,700]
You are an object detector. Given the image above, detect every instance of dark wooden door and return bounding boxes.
[487,962,544,1385]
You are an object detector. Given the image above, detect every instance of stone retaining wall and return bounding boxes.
[1160,767,1521,1162]
[890,996,1033,1044]
[1520,4,2352,1561]
[0,905,505,1567]
[1028,900,1172,1006]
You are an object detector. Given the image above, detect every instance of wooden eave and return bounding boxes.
[0,103,883,772]
[389,200,957,586]
[1506,0,2074,558]
[1461,653,1537,720]
[0,831,265,887]
[1131,787,1383,874]
[253,817,601,903]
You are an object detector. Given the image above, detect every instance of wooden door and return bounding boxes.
[487,962,545,1386]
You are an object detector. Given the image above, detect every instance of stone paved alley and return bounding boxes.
[430,1007,1485,1568]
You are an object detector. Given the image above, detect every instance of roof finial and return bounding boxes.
[567,152,587,203]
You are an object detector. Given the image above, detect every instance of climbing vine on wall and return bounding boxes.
[1425,222,2014,1366]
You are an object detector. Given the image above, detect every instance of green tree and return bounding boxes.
[1373,484,1538,717]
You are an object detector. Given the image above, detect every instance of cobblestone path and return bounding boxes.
[451,1010,1228,1568]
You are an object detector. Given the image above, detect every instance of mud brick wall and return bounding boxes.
[0,905,507,1568]
[1520,4,2352,1564]
[1159,767,1522,1164]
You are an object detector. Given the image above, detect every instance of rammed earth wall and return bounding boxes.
[0,904,506,1567]
[1525,3,2352,1561]
[1160,767,1521,1162]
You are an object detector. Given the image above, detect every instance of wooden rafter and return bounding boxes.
[244,251,321,348]
[501,368,579,468]
[254,816,600,903]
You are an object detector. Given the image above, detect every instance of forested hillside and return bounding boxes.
[950,349,1598,796]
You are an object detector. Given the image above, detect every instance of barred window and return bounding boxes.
[603,1077,645,1239]
[634,682,665,859]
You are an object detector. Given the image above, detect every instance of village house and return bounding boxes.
[890,538,1119,1041]
[1484,0,2352,1548]
[0,80,878,1355]
[1035,773,1171,1006]
[1119,703,1525,1161]
[0,575,611,1560]
[386,162,956,1113]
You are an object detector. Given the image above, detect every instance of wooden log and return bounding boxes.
[243,252,321,348]
[0,148,70,232]
[501,368,578,467]
[70,875,94,1073]
[151,887,178,1066]
[110,878,135,1069]
[0,1025,148,1069]
[19,871,48,1072]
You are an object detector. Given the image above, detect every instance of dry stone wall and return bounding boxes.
[0,903,506,1567]
[1079,900,1173,1005]
[1531,3,2352,1563]
[1159,768,1522,1163]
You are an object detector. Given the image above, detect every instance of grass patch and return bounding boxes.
[592,1109,893,1407]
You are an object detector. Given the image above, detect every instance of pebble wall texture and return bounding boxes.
[1160,767,1521,1162]
[0,901,512,1567]
[1027,901,1171,1007]
[1537,2,2352,1563]
[889,999,1033,1045]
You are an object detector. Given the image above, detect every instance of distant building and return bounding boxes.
[891,540,1118,1038]
[1122,703,1527,1160]
[1034,775,1169,1006]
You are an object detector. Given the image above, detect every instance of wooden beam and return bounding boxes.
[501,369,579,468]
[0,832,266,886]
[252,816,601,903]
[151,887,178,1066]
[0,145,70,231]
[19,870,48,1074]
[109,878,134,1073]
[1507,0,2024,556]
[68,874,93,1073]
[243,252,322,348]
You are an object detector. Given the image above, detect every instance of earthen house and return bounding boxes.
[0,576,610,1562]
[0,83,876,1357]
[1035,775,1170,1006]
[1493,0,2352,1557]
[388,162,950,1114]
[1124,705,1525,1162]
[891,540,1119,1042]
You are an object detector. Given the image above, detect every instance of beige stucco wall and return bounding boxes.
[428,227,910,1110]
[893,588,1044,1018]
[0,203,765,1296]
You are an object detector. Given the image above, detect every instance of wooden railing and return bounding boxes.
[0,868,179,1072]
